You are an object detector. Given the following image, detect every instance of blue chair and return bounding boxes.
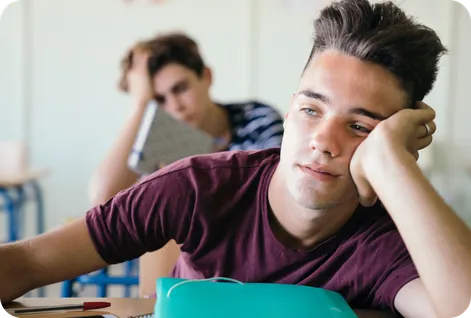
[0,181,45,242]
[61,259,139,297]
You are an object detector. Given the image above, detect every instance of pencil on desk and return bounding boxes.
[7,301,111,314]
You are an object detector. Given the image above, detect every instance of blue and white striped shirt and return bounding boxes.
[221,101,284,151]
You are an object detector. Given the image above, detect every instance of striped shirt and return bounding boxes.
[221,101,284,150]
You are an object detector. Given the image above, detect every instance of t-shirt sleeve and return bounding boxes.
[367,230,420,317]
[85,165,195,264]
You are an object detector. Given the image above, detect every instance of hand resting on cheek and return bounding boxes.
[350,102,436,207]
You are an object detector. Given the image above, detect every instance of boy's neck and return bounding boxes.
[200,102,232,145]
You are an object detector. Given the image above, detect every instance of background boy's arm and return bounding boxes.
[88,50,154,205]
[88,103,146,205]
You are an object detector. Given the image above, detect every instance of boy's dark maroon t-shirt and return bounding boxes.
[85,148,418,314]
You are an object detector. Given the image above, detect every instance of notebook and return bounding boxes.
[154,277,357,318]
[127,100,214,175]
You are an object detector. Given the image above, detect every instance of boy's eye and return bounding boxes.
[351,124,371,134]
[175,83,189,94]
[302,108,318,116]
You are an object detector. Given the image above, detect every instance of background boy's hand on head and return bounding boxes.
[126,49,155,107]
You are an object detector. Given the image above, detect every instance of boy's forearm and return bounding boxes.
[1,219,109,304]
[0,241,35,303]
[367,148,471,317]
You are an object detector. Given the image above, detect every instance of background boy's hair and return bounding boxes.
[119,32,205,92]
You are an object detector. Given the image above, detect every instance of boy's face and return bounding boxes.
[152,63,213,129]
[279,50,408,210]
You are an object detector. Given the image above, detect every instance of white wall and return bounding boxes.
[0,0,26,142]
[0,0,470,234]
[450,1,471,162]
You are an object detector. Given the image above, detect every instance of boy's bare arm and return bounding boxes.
[0,219,108,303]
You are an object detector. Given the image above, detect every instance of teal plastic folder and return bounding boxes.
[154,277,357,318]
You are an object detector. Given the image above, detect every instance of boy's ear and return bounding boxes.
[203,67,213,86]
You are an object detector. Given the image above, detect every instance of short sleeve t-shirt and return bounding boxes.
[85,148,418,315]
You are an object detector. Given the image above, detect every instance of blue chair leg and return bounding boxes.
[14,186,25,240]
[61,279,75,297]
[0,188,18,242]
[30,181,45,236]
[97,268,109,297]
[124,261,135,297]
[30,181,45,297]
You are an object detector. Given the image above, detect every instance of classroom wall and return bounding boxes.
[0,0,470,237]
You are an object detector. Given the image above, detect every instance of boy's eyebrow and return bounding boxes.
[348,108,386,121]
[297,89,387,121]
[298,90,331,105]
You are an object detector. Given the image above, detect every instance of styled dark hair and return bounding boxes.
[305,0,447,105]
[119,32,205,92]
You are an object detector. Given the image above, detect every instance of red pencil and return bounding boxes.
[7,301,111,314]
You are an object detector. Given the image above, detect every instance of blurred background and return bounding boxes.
[0,0,470,296]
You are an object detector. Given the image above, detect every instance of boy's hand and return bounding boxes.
[126,49,155,108]
[350,102,436,207]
